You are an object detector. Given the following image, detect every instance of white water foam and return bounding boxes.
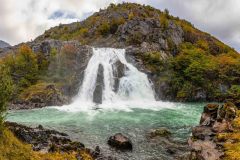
[55,48,175,112]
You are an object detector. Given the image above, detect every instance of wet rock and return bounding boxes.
[113,60,126,92]
[195,90,207,101]
[150,128,171,138]
[5,121,84,153]
[93,64,104,104]
[107,133,132,150]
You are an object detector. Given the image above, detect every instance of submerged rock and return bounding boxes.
[149,128,171,138]
[107,133,133,150]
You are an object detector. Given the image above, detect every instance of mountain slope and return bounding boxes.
[0,3,239,103]
[36,3,236,56]
[35,2,240,102]
[0,40,10,48]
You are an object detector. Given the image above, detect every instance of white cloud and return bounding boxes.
[0,0,239,52]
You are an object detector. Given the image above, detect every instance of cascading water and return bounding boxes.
[58,48,173,112]
[79,48,155,101]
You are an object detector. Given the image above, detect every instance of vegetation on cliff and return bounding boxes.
[36,2,240,101]
[0,3,238,105]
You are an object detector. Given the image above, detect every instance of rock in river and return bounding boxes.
[107,133,133,150]
[149,127,171,138]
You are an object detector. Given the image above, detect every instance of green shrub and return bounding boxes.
[97,21,110,36]
[109,17,125,34]
[228,85,240,99]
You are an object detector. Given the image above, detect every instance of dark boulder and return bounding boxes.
[107,133,132,150]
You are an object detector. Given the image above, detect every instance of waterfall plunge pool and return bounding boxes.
[7,48,205,159]
[7,102,204,160]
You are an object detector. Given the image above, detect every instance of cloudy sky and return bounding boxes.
[0,0,239,52]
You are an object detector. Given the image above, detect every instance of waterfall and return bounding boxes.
[78,48,155,103]
[57,48,171,112]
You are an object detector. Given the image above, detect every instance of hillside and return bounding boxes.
[0,2,239,108]
[36,3,235,55]
[35,2,240,102]
[0,2,240,160]
[0,40,10,48]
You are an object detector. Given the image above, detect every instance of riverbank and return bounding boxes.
[188,101,240,160]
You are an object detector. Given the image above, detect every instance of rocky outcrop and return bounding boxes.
[188,102,237,160]
[6,122,115,159]
[6,121,84,152]
[30,40,92,98]
[9,84,68,110]
[108,133,133,150]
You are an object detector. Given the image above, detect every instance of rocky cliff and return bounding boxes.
[0,3,239,110]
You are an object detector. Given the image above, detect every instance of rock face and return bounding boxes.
[9,84,68,110]
[189,102,237,160]
[108,133,133,150]
[30,40,92,99]
[3,40,93,110]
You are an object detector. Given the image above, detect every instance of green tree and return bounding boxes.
[0,65,13,132]
[4,45,39,94]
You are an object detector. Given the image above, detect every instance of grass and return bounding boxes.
[216,110,240,160]
[0,129,93,160]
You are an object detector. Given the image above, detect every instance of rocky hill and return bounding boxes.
[36,3,240,102]
[0,40,10,48]
[0,2,239,108]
